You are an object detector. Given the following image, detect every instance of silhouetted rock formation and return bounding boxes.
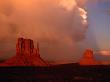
[0,38,48,66]
[79,49,101,65]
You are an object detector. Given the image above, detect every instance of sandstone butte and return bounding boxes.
[79,49,101,65]
[0,38,48,66]
[0,38,109,66]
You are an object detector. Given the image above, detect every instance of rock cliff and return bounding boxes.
[0,38,48,66]
[79,49,101,65]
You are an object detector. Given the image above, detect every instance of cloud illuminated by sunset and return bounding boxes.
[95,50,110,56]
[0,0,88,63]
[59,0,88,26]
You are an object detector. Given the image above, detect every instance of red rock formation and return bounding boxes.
[0,38,48,66]
[79,49,101,65]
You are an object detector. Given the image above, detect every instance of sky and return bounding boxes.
[86,0,110,61]
[0,0,110,63]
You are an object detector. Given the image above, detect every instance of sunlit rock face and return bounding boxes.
[0,38,48,66]
[79,49,101,65]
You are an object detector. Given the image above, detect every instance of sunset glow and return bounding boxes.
[78,7,87,25]
[96,50,110,56]
[1,1,110,81]
[60,0,88,25]
[0,0,110,63]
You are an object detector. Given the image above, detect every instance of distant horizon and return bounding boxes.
[0,37,110,66]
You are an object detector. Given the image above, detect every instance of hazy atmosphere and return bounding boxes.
[0,0,110,63]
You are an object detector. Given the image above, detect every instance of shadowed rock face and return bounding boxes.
[79,49,101,65]
[0,38,48,66]
[16,38,35,55]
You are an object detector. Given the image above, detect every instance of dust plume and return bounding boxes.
[0,0,88,63]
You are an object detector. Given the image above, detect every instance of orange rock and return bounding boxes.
[0,38,48,66]
[79,49,101,65]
